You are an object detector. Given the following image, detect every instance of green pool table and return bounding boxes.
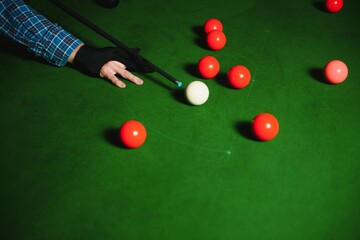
[1,0,360,239]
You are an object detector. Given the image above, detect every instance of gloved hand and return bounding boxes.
[73,45,154,77]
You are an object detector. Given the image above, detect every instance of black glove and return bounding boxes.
[73,45,154,77]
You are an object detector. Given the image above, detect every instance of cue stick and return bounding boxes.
[49,0,182,87]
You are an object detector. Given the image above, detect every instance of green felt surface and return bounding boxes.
[1,0,360,239]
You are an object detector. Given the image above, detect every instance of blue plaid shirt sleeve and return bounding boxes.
[0,0,83,66]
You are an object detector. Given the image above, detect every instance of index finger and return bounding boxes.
[117,68,144,86]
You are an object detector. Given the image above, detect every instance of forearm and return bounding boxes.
[0,0,83,66]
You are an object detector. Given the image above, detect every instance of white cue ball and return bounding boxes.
[185,81,209,105]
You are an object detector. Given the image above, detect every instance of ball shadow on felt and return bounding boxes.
[309,68,329,84]
[192,26,208,50]
[171,89,192,106]
[94,0,119,8]
[215,73,232,89]
[103,127,127,149]
[313,1,328,13]
[184,63,200,78]
[234,121,259,142]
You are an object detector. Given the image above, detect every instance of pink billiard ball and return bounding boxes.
[325,0,343,13]
[227,65,251,89]
[206,30,226,51]
[324,60,348,84]
[204,18,223,34]
[252,113,279,141]
[198,56,220,79]
[119,120,147,148]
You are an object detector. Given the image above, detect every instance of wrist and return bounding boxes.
[68,43,85,64]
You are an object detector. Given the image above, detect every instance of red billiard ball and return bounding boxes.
[324,60,348,84]
[198,56,220,79]
[204,18,223,34]
[119,120,147,148]
[252,113,279,141]
[227,65,251,89]
[325,0,343,13]
[206,30,226,51]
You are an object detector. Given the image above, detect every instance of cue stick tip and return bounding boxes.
[177,81,183,87]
